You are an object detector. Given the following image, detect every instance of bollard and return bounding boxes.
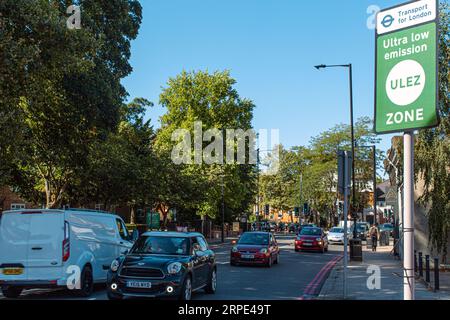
[434,258,440,291]
[425,255,430,283]
[414,250,418,273]
[418,252,423,277]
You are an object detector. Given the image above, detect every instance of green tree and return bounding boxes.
[0,0,143,208]
[415,1,450,260]
[155,70,257,224]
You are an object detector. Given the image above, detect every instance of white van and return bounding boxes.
[0,209,135,298]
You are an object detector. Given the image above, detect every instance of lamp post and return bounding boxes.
[315,64,357,238]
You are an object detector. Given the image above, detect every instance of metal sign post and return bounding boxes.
[403,131,415,299]
[338,150,352,299]
[374,0,439,300]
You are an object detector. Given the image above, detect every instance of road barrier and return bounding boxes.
[434,257,440,291]
[415,252,440,292]
[418,252,423,277]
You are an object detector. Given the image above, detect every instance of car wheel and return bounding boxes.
[1,286,23,299]
[205,268,217,294]
[76,265,94,297]
[107,291,123,300]
[179,275,192,301]
[266,256,272,268]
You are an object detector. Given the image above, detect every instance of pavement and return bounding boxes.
[0,233,343,300]
[319,242,450,300]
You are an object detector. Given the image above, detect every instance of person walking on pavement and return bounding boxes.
[369,223,380,252]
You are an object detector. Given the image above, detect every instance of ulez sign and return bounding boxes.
[375,0,439,134]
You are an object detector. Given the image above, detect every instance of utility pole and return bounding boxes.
[343,151,350,299]
[221,128,226,243]
[372,146,377,225]
[348,64,357,239]
[299,173,303,223]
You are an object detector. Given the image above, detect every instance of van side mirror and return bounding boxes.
[131,229,139,242]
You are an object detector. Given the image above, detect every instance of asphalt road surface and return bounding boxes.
[0,233,343,300]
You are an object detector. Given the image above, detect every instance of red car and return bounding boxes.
[295,227,329,253]
[230,232,280,267]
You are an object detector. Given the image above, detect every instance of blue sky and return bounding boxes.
[122,0,409,157]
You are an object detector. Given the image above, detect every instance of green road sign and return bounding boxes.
[375,0,439,134]
[146,211,160,229]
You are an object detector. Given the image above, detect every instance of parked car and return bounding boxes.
[327,227,347,245]
[380,223,394,237]
[0,209,135,298]
[295,227,328,253]
[106,232,216,300]
[230,232,280,267]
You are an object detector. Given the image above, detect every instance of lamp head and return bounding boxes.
[314,64,326,70]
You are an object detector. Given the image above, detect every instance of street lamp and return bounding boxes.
[314,63,357,238]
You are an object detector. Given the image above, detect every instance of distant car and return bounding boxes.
[380,223,394,237]
[230,232,280,267]
[268,222,277,233]
[288,223,298,233]
[327,227,347,245]
[295,227,328,253]
[106,232,217,300]
[356,223,369,240]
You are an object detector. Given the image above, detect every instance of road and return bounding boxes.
[0,233,343,300]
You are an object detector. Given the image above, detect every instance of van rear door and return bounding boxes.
[27,212,64,268]
[0,212,32,280]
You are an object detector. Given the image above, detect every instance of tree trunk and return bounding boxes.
[130,206,135,225]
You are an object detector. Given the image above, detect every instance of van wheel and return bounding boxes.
[204,268,217,294]
[1,286,23,299]
[76,265,94,297]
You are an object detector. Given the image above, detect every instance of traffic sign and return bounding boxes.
[375,0,439,134]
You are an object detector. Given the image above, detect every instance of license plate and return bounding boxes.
[127,281,152,289]
[302,243,312,246]
[241,254,255,259]
[2,268,24,275]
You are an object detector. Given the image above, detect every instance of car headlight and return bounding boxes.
[231,246,238,253]
[167,262,182,275]
[260,248,268,254]
[110,259,120,272]
[316,238,322,242]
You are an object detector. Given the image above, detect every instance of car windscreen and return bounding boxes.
[330,228,344,233]
[300,228,322,236]
[131,236,189,255]
[238,233,269,245]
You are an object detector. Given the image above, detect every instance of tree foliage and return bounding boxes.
[415,1,450,258]
[259,117,382,225]
[0,0,143,208]
[155,70,257,223]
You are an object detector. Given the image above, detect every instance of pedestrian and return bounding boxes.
[369,223,380,252]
